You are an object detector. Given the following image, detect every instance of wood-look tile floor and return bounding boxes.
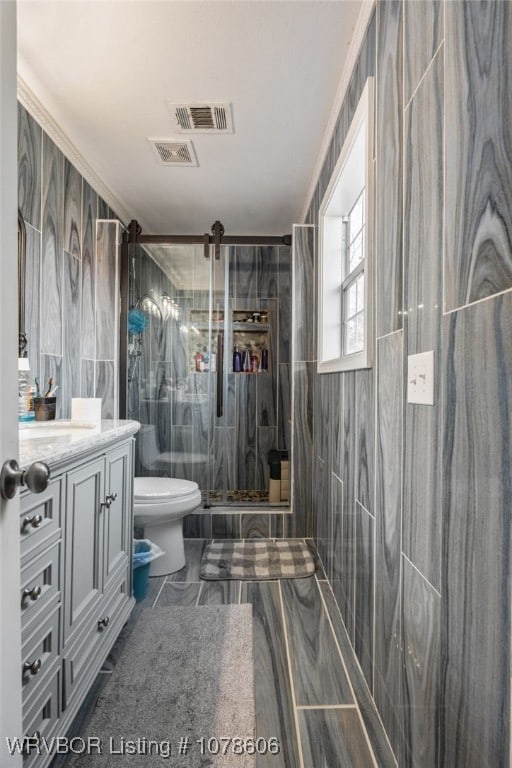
[52,538,396,768]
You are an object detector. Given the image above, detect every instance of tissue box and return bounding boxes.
[71,398,102,423]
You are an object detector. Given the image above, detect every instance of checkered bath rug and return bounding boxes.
[200,539,316,580]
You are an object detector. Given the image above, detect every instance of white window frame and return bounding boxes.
[317,78,374,374]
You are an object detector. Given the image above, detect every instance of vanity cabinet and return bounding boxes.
[19,429,136,767]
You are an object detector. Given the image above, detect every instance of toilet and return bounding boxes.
[133,476,201,576]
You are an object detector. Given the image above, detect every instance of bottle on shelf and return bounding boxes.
[251,354,259,373]
[18,370,31,422]
[233,345,242,372]
[195,350,203,372]
[202,346,209,373]
[242,347,252,372]
[261,346,269,371]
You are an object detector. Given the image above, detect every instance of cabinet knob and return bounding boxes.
[22,514,43,531]
[97,616,110,631]
[0,459,50,501]
[21,585,42,605]
[22,658,42,677]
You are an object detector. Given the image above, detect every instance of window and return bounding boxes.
[318,78,374,373]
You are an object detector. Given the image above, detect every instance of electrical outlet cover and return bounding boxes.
[407,351,434,405]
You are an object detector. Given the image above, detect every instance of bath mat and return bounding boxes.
[68,605,255,767]
[200,539,316,581]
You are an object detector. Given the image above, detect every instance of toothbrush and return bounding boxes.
[44,377,53,397]
[48,385,59,397]
[34,377,40,396]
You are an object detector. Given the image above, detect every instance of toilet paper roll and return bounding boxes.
[71,398,102,423]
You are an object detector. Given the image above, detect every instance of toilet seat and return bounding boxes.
[134,477,199,503]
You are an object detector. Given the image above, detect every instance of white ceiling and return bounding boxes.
[17,0,362,236]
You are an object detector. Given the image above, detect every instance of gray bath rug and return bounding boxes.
[68,605,255,767]
[200,539,316,580]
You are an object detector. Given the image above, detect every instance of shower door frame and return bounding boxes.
[119,221,292,507]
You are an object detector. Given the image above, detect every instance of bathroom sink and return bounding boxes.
[19,421,98,440]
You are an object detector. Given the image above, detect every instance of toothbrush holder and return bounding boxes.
[33,396,57,421]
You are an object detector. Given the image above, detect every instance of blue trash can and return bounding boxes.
[132,539,164,601]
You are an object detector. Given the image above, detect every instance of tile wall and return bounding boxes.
[18,104,121,419]
[307,2,512,765]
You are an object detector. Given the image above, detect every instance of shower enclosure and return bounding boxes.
[122,234,291,508]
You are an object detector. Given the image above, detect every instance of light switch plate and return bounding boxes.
[407,351,434,405]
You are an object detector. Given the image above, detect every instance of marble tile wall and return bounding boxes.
[17,104,121,419]
[306,1,512,765]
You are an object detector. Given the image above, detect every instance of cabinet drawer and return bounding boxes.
[22,657,61,763]
[20,477,62,564]
[21,541,60,641]
[63,576,131,710]
[22,606,60,708]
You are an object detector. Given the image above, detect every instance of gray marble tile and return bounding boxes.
[81,359,95,397]
[403,0,443,105]
[183,513,212,539]
[277,364,290,451]
[292,226,315,362]
[402,556,440,768]
[256,370,276,427]
[165,539,206,582]
[61,252,81,417]
[278,245,291,364]
[18,104,41,230]
[330,472,343,592]
[155,582,201,607]
[280,578,354,706]
[197,581,240,606]
[339,372,356,639]
[256,426,277,491]
[236,374,257,489]
[41,134,63,356]
[376,0,403,337]
[95,360,115,419]
[63,159,81,260]
[329,372,343,478]
[258,246,279,299]
[240,581,301,768]
[24,224,41,383]
[287,362,314,538]
[315,373,330,464]
[231,247,258,300]
[41,354,62,419]
[440,293,512,767]
[211,514,241,539]
[314,458,330,578]
[354,502,374,692]
[355,369,374,514]
[240,514,270,539]
[96,221,118,360]
[97,197,108,219]
[81,180,97,359]
[318,582,398,768]
[270,514,284,539]
[403,51,443,592]
[374,331,403,756]
[298,708,375,768]
[444,1,512,311]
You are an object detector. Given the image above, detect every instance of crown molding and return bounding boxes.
[17,75,133,228]
[300,0,376,223]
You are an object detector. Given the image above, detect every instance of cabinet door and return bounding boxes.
[103,440,133,594]
[63,456,105,648]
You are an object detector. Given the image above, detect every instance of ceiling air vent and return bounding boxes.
[148,138,198,166]
[167,101,233,134]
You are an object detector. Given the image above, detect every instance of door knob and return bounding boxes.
[0,459,50,501]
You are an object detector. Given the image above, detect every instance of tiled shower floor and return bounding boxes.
[51,540,396,768]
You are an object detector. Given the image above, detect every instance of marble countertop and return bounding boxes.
[19,419,140,469]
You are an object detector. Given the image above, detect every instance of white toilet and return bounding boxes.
[133,476,201,576]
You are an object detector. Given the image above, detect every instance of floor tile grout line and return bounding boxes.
[315,579,380,768]
[277,580,306,768]
[151,578,167,608]
[296,704,358,710]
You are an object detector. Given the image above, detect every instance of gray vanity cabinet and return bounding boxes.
[20,431,136,767]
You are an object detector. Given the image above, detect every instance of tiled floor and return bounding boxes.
[52,539,397,768]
